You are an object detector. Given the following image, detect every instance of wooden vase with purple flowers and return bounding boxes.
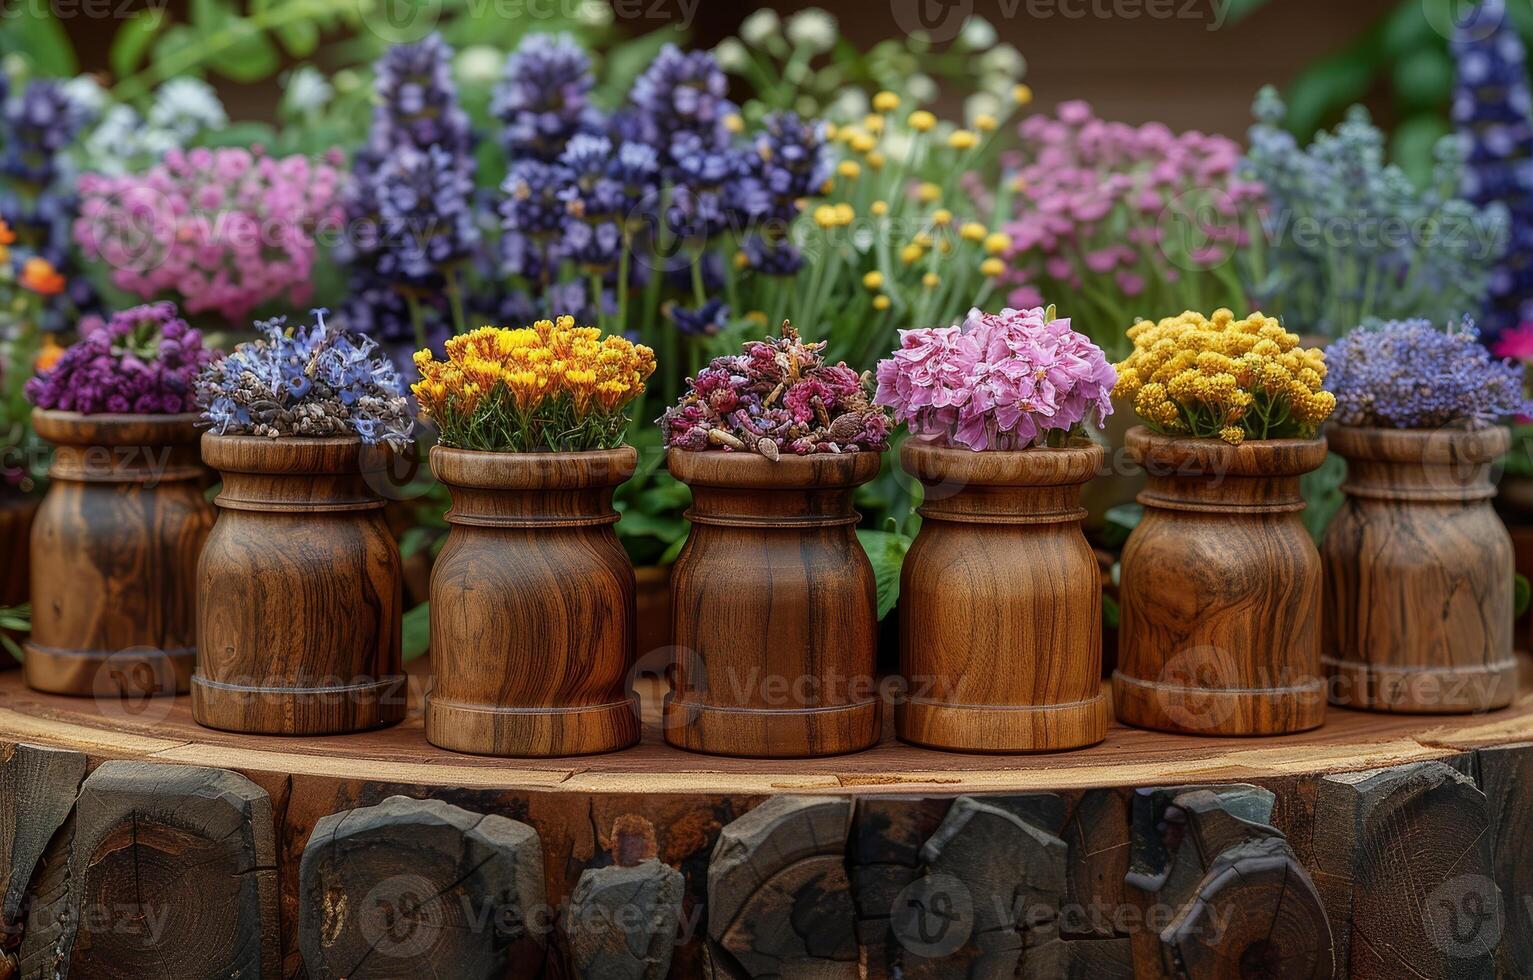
[660,323,889,758]
[1320,319,1524,714]
[191,313,413,736]
[22,304,216,698]
[878,307,1115,753]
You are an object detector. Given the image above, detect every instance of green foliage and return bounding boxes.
[1301,452,1348,542]
[0,604,31,662]
[401,601,429,661]
[1517,573,1531,618]
[857,521,914,621]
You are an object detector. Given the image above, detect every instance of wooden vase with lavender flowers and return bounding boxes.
[877,307,1118,753]
[1319,320,1525,714]
[191,314,412,735]
[194,433,405,735]
[26,410,212,697]
[660,324,888,758]
[22,304,217,697]
[1111,312,1336,736]
[414,321,653,757]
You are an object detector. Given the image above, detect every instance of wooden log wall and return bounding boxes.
[0,739,1529,978]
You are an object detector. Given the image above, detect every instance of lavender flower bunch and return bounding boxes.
[25,302,215,415]
[1327,318,1530,429]
[1452,0,1533,340]
[195,310,414,447]
[1243,87,1508,339]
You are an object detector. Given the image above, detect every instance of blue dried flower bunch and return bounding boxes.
[1327,317,1530,429]
[1242,86,1509,339]
[195,309,415,448]
[1452,0,1533,340]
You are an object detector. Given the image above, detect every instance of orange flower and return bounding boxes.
[0,219,14,246]
[35,335,65,373]
[20,257,64,296]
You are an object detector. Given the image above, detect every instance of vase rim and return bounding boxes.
[201,430,382,476]
[32,408,203,446]
[1324,422,1510,464]
[1126,424,1328,477]
[666,445,883,489]
[901,438,1103,487]
[431,443,637,491]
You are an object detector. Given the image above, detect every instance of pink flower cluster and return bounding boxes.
[993,101,1264,326]
[74,147,346,322]
[875,306,1116,451]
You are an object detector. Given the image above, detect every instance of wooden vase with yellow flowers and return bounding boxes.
[1110,310,1336,736]
[414,316,656,757]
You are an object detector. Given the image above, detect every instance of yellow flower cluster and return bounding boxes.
[1112,309,1334,445]
[413,316,656,452]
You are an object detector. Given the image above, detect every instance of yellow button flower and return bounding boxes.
[873,294,891,311]
[908,110,936,132]
[873,90,900,112]
[960,221,987,241]
[862,271,885,290]
[948,129,978,150]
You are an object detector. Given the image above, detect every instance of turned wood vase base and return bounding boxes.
[896,695,1110,754]
[1112,671,1328,736]
[1323,656,1519,715]
[426,698,640,758]
[191,676,407,737]
[23,645,193,701]
[662,698,882,759]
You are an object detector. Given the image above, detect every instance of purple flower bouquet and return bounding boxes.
[1327,318,1530,429]
[874,306,1116,450]
[25,302,215,415]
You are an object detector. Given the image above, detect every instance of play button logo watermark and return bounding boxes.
[890,0,974,42]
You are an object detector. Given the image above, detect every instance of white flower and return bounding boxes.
[63,75,108,116]
[980,44,1026,79]
[826,88,869,122]
[739,9,780,46]
[965,92,1003,124]
[959,17,998,50]
[148,77,226,139]
[907,74,938,103]
[714,38,748,73]
[455,45,501,87]
[576,0,612,26]
[282,66,334,115]
[785,9,837,53]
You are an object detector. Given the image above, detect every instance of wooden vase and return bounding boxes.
[896,440,1109,753]
[1322,425,1517,713]
[25,410,212,697]
[0,494,36,670]
[1114,426,1328,736]
[193,434,404,735]
[425,446,641,757]
[665,450,882,758]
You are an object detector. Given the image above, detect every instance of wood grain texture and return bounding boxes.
[568,858,684,980]
[665,450,882,758]
[1478,741,1533,978]
[0,495,35,671]
[426,446,640,757]
[706,794,857,977]
[297,795,545,979]
[1313,761,1498,979]
[0,743,84,933]
[25,411,212,698]
[32,759,279,978]
[194,434,405,736]
[897,440,1108,753]
[1125,783,1333,979]
[1115,427,1328,736]
[1323,425,1518,714]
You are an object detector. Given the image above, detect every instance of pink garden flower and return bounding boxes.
[875,306,1116,451]
[74,147,346,322]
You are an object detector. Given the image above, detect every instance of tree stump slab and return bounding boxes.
[0,661,1528,975]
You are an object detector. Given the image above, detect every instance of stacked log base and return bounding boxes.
[665,450,882,758]
[426,446,640,757]
[24,411,212,697]
[1,663,1530,977]
[897,440,1108,753]
[1323,425,1517,713]
[1116,427,1329,736]
[193,434,405,736]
